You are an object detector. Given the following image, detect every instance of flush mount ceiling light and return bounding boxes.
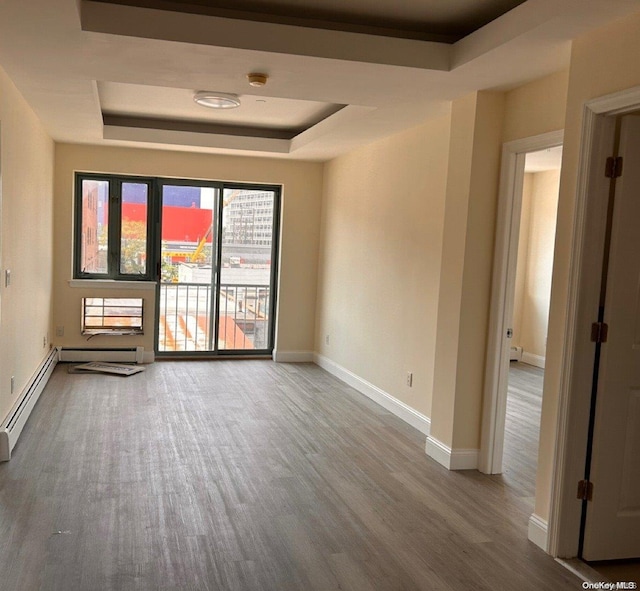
[247,73,268,87]
[194,91,241,109]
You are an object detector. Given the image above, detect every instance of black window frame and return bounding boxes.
[73,173,156,281]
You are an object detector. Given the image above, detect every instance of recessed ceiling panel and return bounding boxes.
[98,81,344,131]
[91,0,528,41]
[3,0,636,160]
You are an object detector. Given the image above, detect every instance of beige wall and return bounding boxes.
[537,9,640,522]
[431,91,505,450]
[315,113,451,416]
[316,73,568,458]
[503,70,569,144]
[428,94,477,442]
[453,91,506,449]
[0,65,55,422]
[513,170,560,360]
[53,144,323,356]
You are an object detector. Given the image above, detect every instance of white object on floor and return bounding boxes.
[74,362,145,376]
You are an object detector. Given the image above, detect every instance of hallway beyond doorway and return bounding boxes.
[503,362,543,503]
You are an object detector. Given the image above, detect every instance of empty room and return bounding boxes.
[1,1,640,589]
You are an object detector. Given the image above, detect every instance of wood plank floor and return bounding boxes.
[588,559,640,585]
[503,362,544,503]
[0,361,580,590]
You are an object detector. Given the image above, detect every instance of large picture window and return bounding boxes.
[73,173,282,356]
[74,174,154,280]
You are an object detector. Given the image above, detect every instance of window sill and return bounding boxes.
[69,280,156,291]
[82,330,144,336]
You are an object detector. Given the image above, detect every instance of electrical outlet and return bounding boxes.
[56,326,64,337]
[325,334,330,345]
[43,336,47,348]
[406,372,413,387]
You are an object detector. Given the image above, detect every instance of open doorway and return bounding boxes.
[478,130,563,520]
[502,146,562,500]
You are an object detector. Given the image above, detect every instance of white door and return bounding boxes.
[582,114,640,560]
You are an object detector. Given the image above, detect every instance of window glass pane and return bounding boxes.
[218,189,275,350]
[120,182,148,275]
[160,185,214,281]
[158,185,216,352]
[80,179,109,274]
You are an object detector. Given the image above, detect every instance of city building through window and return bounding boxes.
[73,174,281,355]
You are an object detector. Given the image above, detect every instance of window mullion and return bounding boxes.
[148,179,159,281]
[110,180,123,279]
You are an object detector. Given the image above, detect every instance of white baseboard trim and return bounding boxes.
[521,352,545,369]
[273,350,314,363]
[58,347,154,364]
[528,513,549,551]
[425,436,479,470]
[313,353,431,436]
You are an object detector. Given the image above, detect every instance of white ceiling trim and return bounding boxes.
[104,122,292,152]
[104,103,377,154]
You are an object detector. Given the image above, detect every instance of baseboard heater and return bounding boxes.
[0,347,59,461]
[58,346,145,364]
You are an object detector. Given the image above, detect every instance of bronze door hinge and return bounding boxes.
[591,322,609,343]
[605,156,623,178]
[577,479,594,501]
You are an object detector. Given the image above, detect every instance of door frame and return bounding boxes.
[155,178,222,355]
[479,129,564,476]
[548,86,640,558]
[0,123,3,328]
[155,179,282,357]
[216,183,282,357]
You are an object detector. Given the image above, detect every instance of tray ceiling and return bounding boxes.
[0,0,638,160]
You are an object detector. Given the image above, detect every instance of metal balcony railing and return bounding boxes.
[158,282,270,352]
